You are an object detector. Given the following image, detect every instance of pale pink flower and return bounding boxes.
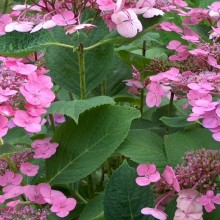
[52,11,77,26]
[5,21,34,33]
[177,189,203,214]
[13,110,41,133]
[136,164,160,186]
[199,190,220,212]
[0,171,22,193]
[174,209,203,220]
[111,9,143,38]
[30,20,56,33]
[146,82,164,107]
[65,23,96,34]
[163,165,180,192]
[141,207,167,220]
[20,162,39,176]
[0,14,12,35]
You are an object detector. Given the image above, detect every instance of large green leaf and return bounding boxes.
[104,162,154,220]
[0,29,73,57]
[46,105,140,184]
[47,96,114,123]
[160,116,196,128]
[46,23,114,96]
[165,128,220,166]
[79,193,104,220]
[118,129,167,170]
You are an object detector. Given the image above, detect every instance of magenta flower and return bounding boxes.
[0,171,22,193]
[3,186,24,200]
[136,164,160,186]
[20,81,55,106]
[24,184,47,204]
[97,0,116,11]
[50,196,77,217]
[32,137,59,159]
[199,190,220,212]
[13,110,41,133]
[163,165,180,192]
[0,87,17,103]
[20,162,39,176]
[141,207,167,220]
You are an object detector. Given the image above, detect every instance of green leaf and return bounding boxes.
[0,144,28,158]
[165,199,177,220]
[117,50,151,71]
[104,161,154,220]
[3,127,31,145]
[47,96,115,123]
[46,105,140,184]
[203,206,220,220]
[0,29,73,57]
[46,25,114,96]
[79,193,104,220]
[199,0,216,8]
[165,128,220,166]
[118,129,167,170]
[160,116,196,127]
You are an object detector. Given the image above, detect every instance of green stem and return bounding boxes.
[140,40,147,117]
[101,80,106,95]
[168,92,175,117]
[0,138,3,146]
[49,114,56,132]
[51,42,75,49]
[87,174,94,199]
[166,92,175,134]
[77,44,87,99]
[75,190,88,204]
[3,0,8,13]
[107,158,112,177]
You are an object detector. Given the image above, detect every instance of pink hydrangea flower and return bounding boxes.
[97,0,116,11]
[0,87,17,103]
[0,115,8,137]
[0,171,22,193]
[0,14,12,35]
[174,209,203,220]
[141,207,167,220]
[13,110,41,133]
[50,196,77,217]
[199,190,220,212]
[163,165,180,192]
[136,164,160,186]
[111,9,143,38]
[20,162,39,176]
[32,137,59,159]
[24,184,47,204]
[52,11,77,26]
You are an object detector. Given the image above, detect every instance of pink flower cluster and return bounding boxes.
[0,56,55,137]
[136,149,220,220]
[0,171,76,218]
[0,0,165,38]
